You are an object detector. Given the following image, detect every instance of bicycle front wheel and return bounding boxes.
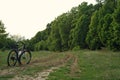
[7,50,18,66]
[19,50,31,65]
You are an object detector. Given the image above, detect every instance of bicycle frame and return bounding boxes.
[7,41,32,66]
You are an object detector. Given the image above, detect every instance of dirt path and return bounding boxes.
[12,67,59,80]
[0,53,75,80]
[11,53,74,80]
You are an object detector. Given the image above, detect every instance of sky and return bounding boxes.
[0,0,96,39]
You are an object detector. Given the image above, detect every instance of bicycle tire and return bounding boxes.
[19,50,31,65]
[7,50,18,66]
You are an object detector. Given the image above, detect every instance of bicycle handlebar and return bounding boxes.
[16,41,25,50]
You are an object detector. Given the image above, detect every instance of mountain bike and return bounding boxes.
[7,42,32,66]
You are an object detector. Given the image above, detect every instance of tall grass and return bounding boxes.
[48,50,120,80]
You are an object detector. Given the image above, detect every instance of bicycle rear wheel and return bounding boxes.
[7,50,18,66]
[19,50,31,65]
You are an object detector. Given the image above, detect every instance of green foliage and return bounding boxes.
[28,24,51,51]
[0,21,6,33]
[0,21,15,50]
[71,15,89,49]
[0,0,120,51]
[86,11,102,50]
[34,40,47,51]
[100,14,113,46]
[0,21,7,49]
[108,3,120,51]
[28,0,120,51]
[97,0,118,51]
[69,3,94,49]
[72,46,80,51]
[104,0,116,13]
[58,13,73,51]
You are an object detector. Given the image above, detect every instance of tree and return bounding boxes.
[34,40,46,51]
[99,14,113,47]
[29,23,51,51]
[28,0,120,51]
[95,0,104,10]
[0,21,8,49]
[70,15,90,49]
[109,0,120,51]
[98,0,116,50]
[57,13,73,51]
[69,2,94,49]
[86,11,102,50]
[47,20,62,51]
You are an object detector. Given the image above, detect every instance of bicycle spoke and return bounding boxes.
[7,50,17,66]
[20,51,31,65]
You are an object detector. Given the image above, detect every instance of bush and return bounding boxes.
[72,46,80,51]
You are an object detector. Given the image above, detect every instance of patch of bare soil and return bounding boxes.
[70,55,81,77]
[12,67,59,80]
[0,53,75,80]
[11,53,74,80]
[0,68,14,76]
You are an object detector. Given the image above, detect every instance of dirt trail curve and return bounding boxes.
[11,53,75,80]
[0,53,76,80]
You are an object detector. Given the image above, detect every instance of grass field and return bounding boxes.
[0,50,120,80]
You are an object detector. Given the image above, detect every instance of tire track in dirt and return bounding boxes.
[0,53,61,76]
[70,55,81,77]
[11,53,74,80]
[12,67,59,80]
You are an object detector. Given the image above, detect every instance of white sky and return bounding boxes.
[0,0,96,39]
